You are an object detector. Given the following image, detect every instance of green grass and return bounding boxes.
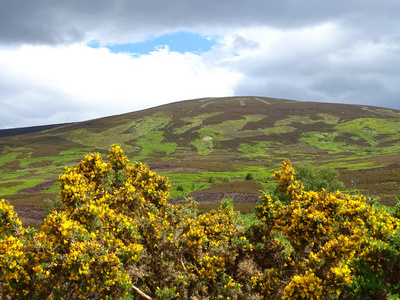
[164,166,272,198]
[336,118,400,135]
[194,115,266,141]
[0,179,45,195]
[18,148,98,171]
[190,115,268,155]
[59,147,96,156]
[299,132,344,153]
[168,173,214,198]
[260,126,296,135]
[335,118,400,147]
[66,112,173,152]
[238,141,273,158]
[235,165,273,180]
[128,113,173,139]
[275,113,340,126]
[238,213,258,226]
[173,112,222,134]
[299,130,400,157]
[134,131,177,160]
[191,138,214,155]
[42,181,61,193]
[0,171,30,179]
[0,151,22,167]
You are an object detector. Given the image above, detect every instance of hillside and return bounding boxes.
[1,96,400,225]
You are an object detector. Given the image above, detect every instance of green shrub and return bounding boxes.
[222,176,231,182]
[208,176,217,183]
[295,162,345,192]
[42,197,63,214]
[176,185,184,195]
[245,173,254,180]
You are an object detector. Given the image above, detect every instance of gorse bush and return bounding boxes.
[0,147,399,299]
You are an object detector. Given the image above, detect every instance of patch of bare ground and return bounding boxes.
[13,205,46,228]
[0,181,20,188]
[4,193,57,227]
[18,180,57,193]
[147,161,189,172]
[187,158,238,172]
[170,180,262,213]
[170,192,258,214]
[171,192,259,204]
[0,160,20,172]
[334,133,370,147]
[340,166,400,206]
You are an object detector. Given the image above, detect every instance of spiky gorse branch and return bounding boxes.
[0,147,399,299]
[252,159,400,299]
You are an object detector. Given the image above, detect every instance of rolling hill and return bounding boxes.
[1,96,400,226]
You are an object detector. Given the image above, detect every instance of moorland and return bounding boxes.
[1,96,400,226]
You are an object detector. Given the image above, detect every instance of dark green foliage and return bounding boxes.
[393,198,400,219]
[42,197,63,214]
[208,176,217,184]
[222,177,230,182]
[245,173,254,180]
[176,185,185,195]
[295,162,345,192]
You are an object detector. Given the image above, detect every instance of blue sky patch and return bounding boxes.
[88,32,219,55]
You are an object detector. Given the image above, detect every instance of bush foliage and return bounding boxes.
[294,162,345,192]
[1,146,400,299]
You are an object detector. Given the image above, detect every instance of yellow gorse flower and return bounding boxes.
[0,150,399,299]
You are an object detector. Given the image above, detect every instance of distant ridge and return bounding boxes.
[0,123,71,138]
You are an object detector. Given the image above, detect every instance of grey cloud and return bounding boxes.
[235,77,319,103]
[228,12,400,111]
[0,1,87,45]
[1,0,400,45]
[232,35,260,50]
[235,76,398,110]
[0,81,80,128]
[311,76,386,97]
[234,70,400,110]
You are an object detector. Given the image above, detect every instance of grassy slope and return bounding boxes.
[1,96,400,226]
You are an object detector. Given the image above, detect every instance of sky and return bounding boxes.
[0,1,400,129]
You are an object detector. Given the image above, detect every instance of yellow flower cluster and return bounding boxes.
[272,158,304,199]
[1,149,399,299]
[282,269,324,299]
[0,198,22,235]
[252,158,400,299]
[198,254,225,280]
[0,200,30,294]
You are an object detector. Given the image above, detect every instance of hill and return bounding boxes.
[1,96,400,225]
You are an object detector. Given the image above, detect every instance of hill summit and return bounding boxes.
[1,96,400,225]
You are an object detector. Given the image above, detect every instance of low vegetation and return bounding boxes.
[1,97,400,210]
[1,146,399,299]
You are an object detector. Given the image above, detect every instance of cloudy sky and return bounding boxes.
[1,0,399,129]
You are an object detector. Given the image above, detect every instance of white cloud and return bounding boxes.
[0,44,242,128]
